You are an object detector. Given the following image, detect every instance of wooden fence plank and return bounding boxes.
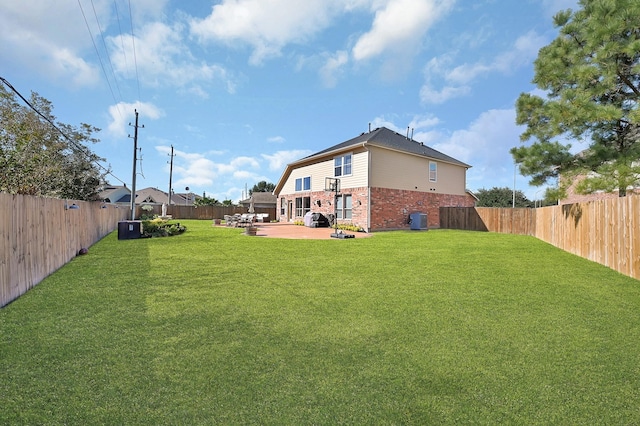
[441,196,640,280]
[1,195,130,307]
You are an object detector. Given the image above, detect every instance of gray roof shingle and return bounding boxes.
[304,126,470,168]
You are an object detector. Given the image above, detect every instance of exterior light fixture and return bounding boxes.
[64,201,80,210]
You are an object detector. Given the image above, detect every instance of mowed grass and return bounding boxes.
[2,220,640,424]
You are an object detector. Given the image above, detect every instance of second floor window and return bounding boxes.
[429,161,437,182]
[334,154,352,177]
[295,176,311,191]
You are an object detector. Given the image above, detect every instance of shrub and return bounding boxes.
[141,219,186,238]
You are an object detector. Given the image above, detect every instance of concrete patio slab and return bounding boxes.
[217,221,372,240]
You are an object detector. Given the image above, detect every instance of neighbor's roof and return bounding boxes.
[239,192,277,205]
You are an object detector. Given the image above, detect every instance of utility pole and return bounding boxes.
[167,145,175,206]
[129,110,144,220]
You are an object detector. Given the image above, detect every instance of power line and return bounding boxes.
[113,0,130,79]
[0,76,127,186]
[89,0,124,102]
[128,0,142,101]
[77,0,123,120]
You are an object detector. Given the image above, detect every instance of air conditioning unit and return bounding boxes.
[118,221,143,240]
[409,212,428,230]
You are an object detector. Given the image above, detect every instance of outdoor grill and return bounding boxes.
[309,212,330,228]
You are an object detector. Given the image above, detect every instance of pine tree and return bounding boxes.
[513,0,640,198]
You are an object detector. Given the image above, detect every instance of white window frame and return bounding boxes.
[334,153,352,177]
[295,196,311,217]
[295,176,311,192]
[429,161,437,182]
[335,194,352,219]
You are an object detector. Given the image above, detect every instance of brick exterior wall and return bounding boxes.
[278,186,475,231]
[277,187,369,229]
[370,187,475,230]
[560,175,640,205]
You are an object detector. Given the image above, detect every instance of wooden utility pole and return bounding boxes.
[167,145,175,206]
[129,110,144,220]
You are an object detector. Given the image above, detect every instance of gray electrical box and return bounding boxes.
[410,212,428,230]
[118,221,143,240]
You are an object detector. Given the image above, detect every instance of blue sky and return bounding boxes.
[1,0,579,202]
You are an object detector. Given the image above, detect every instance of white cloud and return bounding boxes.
[155,146,269,194]
[542,0,578,16]
[0,0,105,87]
[108,22,235,94]
[107,101,164,138]
[420,31,546,104]
[352,0,454,62]
[190,0,339,65]
[432,108,523,190]
[420,84,470,104]
[267,136,286,144]
[419,54,470,104]
[262,150,313,171]
[319,50,349,88]
[445,31,547,85]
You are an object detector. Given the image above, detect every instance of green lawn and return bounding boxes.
[2,221,640,424]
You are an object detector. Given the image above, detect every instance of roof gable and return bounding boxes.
[274,127,471,195]
[304,127,470,167]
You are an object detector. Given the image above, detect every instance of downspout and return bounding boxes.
[363,142,371,233]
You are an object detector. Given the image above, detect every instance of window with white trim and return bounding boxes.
[334,154,352,177]
[295,196,311,217]
[295,176,311,191]
[429,161,437,182]
[335,194,352,219]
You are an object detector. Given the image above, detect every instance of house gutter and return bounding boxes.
[363,142,371,233]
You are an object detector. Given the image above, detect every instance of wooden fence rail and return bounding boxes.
[440,195,640,280]
[135,204,276,221]
[1,193,129,307]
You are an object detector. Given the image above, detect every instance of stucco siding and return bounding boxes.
[369,146,467,195]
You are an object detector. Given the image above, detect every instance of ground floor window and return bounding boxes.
[335,194,352,219]
[295,196,311,217]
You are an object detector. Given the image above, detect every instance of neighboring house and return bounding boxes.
[239,192,277,210]
[273,126,475,231]
[97,185,130,205]
[98,185,198,206]
[559,173,640,205]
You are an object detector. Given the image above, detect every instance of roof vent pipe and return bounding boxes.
[369,122,371,132]
[406,126,410,139]
[411,128,414,140]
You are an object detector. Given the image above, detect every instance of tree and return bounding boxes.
[512,0,640,199]
[476,187,533,208]
[193,195,220,206]
[249,180,275,195]
[0,83,105,200]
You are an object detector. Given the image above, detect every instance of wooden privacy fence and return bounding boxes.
[135,204,276,221]
[440,195,640,280]
[1,193,129,307]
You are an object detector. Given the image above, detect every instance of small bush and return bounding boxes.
[142,219,186,238]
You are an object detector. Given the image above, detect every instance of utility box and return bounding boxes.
[118,221,143,240]
[410,212,428,230]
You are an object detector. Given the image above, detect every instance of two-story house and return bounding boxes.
[273,126,475,232]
